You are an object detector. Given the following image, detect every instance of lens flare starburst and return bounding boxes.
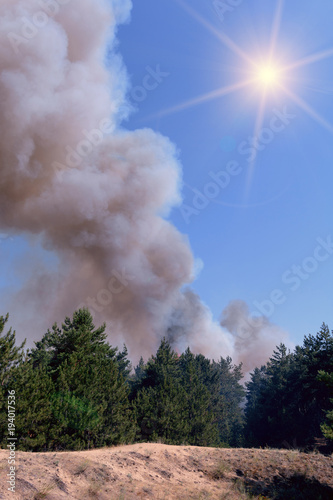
[157,0,333,128]
[257,64,281,88]
[150,0,333,197]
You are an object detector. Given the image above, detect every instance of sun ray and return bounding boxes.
[146,79,256,119]
[245,90,268,198]
[253,92,269,141]
[174,0,257,68]
[279,84,333,135]
[269,0,285,62]
[283,47,333,72]
[147,2,333,183]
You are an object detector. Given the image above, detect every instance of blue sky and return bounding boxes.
[1,0,332,351]
[116,0,333,345]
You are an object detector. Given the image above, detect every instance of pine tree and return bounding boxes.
[244,324,333,449]
[132,342,245,447]
[24,309,135,450]
[212,356,245,447]
[0,314,26,385]
[244,366,267,447]
[0,314,26,447]
[133,339,188,443]
[8,362,55,451]
[178,348,219,446]
[318,370,333,441]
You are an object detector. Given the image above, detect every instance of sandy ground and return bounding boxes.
[0,443,332,499]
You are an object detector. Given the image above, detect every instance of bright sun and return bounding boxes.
[157,1,333,144]
[257,64,280,87]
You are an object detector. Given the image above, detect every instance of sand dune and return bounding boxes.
[1,443,333,499]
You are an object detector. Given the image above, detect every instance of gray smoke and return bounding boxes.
[220,300,291,375]
[0,0,289,372]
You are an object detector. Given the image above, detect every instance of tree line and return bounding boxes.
[0,309,332,452]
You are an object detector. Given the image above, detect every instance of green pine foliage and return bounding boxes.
[0,314,26,445]
[245,323,333,450]
[131,340,245,447]
[0,314,26,386]
[1,309,136,451]
[178,349,219,446]
[10,363,55,451]
[133,339,189,443]
[212,357,245,447]
[0,311,331,453]
[318,370,333,441]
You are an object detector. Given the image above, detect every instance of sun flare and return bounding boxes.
[257,64,281,87]
[161,0,333,205]
[156,0,333,142]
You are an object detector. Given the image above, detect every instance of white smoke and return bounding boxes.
[0,0,289,373]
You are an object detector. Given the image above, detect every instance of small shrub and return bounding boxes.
[208,459,231,480]
[87,479,102,498]
[33,482,56,499]
[74,459,91,476]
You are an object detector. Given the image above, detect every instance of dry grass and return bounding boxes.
[73,458,92,476]
[0,443,332,499]
[206,459,232,480]
[86,479,103,498]
[33,481,56,499]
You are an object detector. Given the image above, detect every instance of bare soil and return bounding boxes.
[0,443,332,499]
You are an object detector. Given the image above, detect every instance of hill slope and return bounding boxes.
[0,443,333,499]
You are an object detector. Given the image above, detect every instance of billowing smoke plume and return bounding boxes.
[220,300,292,375]
[0,0,289,372]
